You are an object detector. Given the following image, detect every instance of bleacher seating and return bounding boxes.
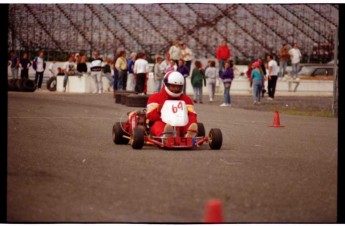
[8,4,338,63]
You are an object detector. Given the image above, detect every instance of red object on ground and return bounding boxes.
[269,111,285,127]
[204,199,224,223]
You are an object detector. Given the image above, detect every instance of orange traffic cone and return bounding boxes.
[269,111,285,127]
[204,199,224,223]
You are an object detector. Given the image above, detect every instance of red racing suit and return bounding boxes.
[146,87,197,136]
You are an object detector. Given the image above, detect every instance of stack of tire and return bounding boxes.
[46,76,57,91]
[114,90,149,108]
[8,78,36,92]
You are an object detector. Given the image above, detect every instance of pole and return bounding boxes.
[332,29,338,116]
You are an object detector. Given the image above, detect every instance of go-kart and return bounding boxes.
[112,100,223,150]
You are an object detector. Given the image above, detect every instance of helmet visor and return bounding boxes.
[168,84,183,94]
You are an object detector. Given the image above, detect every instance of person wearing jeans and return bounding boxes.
[291,63,300,79]
[32,51,46,90]
[90,51,104,94]
[191,60,206,104]
[278,43,289,79]
[115,50,128,90]
[154,56,163,93]
[223,83,231,106]
[251,61,263,104]
[289,43,302,80]
[219,60,234,107]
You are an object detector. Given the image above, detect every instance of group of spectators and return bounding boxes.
[8,39,303,106]
[8,50,48,90]
[244,42,302,105]
[8,49,150,94]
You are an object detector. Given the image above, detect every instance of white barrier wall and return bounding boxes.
[56,75,112,93]
[150,76,334,96]
[47,73,336,95]
[8,62,333,95]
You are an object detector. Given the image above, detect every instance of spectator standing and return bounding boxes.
[176,59,190,94]
[267,54,279,100]
[19,52,31,79]
[251,61,263,105]
[32,51,46,90]
[278,43,289,80]
[169,40,182,65]
[9,50,19,79]
[127,52,136,91]
[153,56,163,93]
[191,60,206,104]
[90,51,104,94]
[133,52,149,95]
[219,60,234,107]
[181,43,193,71]
[113,48,123,91]
[289,43,302,81]
[115,50,128,90]
[216,39,231,74]
[205,60,217,102]
[62,55,77,92]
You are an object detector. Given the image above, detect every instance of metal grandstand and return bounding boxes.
[8,4,338,63]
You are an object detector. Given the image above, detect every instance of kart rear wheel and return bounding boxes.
[131,127,145,150]
[112,122,129,144]
[197,122,205,137]
[209,128,222,150]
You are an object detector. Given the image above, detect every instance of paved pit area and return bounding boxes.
[7,92,337,223]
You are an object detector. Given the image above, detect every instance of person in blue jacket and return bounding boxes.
[219,60,234,107]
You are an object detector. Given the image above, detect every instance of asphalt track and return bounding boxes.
[7,91,337,223]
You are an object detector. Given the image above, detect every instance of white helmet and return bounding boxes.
[163,71,185,97]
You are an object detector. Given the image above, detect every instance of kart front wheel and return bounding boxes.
[208,128,222,150]
[131,127,145,150]
[112,122,129,144]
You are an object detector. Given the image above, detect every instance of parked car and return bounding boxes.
[298,65,335,80]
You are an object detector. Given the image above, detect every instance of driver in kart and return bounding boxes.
[146,71,198,137]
